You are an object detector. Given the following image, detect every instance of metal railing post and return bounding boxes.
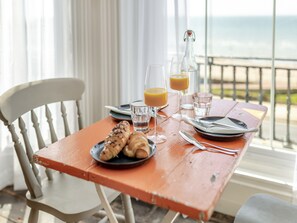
[208,57,213,93]
[272,68,276,140]
[284,69,291,147]
[259,68,263,138]
[232,66,236,101]
[220,66,224,99]
[245,67,249,102]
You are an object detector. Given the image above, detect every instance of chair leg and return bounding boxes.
[98,217,109,223]
[160,210,179,223]
[120,193,135,223]
[95,184,118,223]
[28,208,39,223]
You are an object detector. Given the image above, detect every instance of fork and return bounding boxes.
[199,141,240,153]
[179,131,238,156]
[193,146,236,155]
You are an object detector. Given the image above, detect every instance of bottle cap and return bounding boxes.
[184,30,196,42]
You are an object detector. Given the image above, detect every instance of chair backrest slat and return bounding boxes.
[31,110,46,149]
[18,117,41,185]
[0,78,85,198]
[61,101,70,137]
[45,104,58,143]
[7,123,43,198]
[31,110,53,181]
[76,100,83,130]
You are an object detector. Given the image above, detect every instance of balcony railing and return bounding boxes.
[197,56,297,149]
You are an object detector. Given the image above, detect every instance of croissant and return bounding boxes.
[100,121,130,161]
[123,131,150,159]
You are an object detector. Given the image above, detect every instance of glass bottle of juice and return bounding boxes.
[181,30,200,109]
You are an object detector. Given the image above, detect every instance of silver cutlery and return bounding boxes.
[182,116,258,134]
[199,141,240,153]
[198,119,244,129]
[179,131,238,155]
[197,117,258,132]
[119,101,168,112]
[105,105,167,118]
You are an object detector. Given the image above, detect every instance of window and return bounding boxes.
[168,0,297,151]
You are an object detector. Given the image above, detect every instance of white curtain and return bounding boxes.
[0,0,120,190]
[119,0,168,104]
[72,0,120,125]
[0,0,185,191]
[0,0,74,190]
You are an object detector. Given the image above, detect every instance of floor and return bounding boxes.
[0,186,234,223]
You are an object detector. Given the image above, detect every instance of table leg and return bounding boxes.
[161,210,180,223]
[95,184,118,223]
[198,212,205,222]
[120,194,135,223]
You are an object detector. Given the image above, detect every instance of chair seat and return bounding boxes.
[234,193,297,223]
[26,172,120,222]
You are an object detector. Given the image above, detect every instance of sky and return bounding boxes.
[170,0,297,17]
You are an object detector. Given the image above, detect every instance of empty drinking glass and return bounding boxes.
[130,101,150,132]
[193,92,213,119]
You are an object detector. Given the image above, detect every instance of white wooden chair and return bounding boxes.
[0,78,131,223]
[234,193,297,223]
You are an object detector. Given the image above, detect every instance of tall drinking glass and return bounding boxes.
[169,56,189,114]
[144,64,168,144]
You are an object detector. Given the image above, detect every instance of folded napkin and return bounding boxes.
[182,116,258,134]
[199,117,246,129]
[105,105,131,116]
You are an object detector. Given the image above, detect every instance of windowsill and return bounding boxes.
[237,143,296,186]
[215,142,297,216]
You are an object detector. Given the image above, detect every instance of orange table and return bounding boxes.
[34,93,267,222]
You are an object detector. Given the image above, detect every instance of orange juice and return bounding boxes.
[144,88,168,107]
[170,74,189,91]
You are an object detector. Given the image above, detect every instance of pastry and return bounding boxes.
[123,131,150,159]
[99,121,130,161]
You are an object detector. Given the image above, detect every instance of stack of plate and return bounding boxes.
[105,102,168,121]
[184,116,253,141]
[105,104,132,121]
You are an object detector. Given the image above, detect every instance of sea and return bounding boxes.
[168,16,297,60]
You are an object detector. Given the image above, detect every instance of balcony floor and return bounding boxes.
[0,186,234,223]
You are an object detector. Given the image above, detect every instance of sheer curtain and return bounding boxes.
[0,0,74,190]
[72,0,120,125]
[119,0,168,104]
[0,0,120,191]
[118,0,195,102]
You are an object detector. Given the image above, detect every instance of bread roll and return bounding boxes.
[123,131,150,159]
[100,121,130,161]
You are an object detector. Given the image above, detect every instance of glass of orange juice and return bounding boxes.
[169,56,189,114]
[144,64,168,144]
